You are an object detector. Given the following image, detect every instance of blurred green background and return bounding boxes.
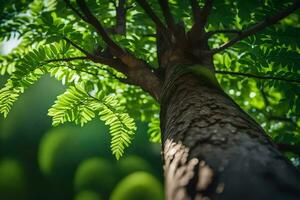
[0,75,164,200]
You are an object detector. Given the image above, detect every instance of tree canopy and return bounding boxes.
[0,0,300,162]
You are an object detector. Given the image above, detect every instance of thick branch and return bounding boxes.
[64,1,162,100]
[136,0,169,38]
[107,0,127,35]
[115,0,126,34]
[158,0,176,32]
[188,0,214,44]
[212,1,300,54]
[75,1,153,68]
[199,0,213,30]
[64,33,161,100]
[190,0,201,24]
[215,70,300,84]
[76,0,125,57]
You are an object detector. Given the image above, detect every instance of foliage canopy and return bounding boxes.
[0,0,300,161]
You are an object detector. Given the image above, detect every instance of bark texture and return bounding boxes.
[160,70,300,200]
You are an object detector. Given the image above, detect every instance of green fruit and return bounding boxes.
[0,159,27,200]
[118,155,152,177]
[74,190,102,200]
[74,158,116,195]
[110,172,164,200]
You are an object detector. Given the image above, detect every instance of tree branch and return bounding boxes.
[64,0,162,100]
[211,1,300,54]
[106,0,127,35]
[190,0,201,25]
[136,0,169,38]
[63,36,93,57]
[76,0,125,57]
[65,61,131,84]
[63,36,128,73]
[260,88,270,107]
[42,55,133,85]
[199,0,213,30]
[75,0,152,70]
[45,56,88,63]
[188,0,214,44]
[63,0,87,22]
[64,32,161,100]
[207,29,242,37]
[115,0,127,35]
[158,0,176,32]
[215,70,300,84]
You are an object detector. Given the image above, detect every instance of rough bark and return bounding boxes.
[160,69,300,200]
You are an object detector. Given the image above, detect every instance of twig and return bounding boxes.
[207,29,242,37]
[277,143,300,156]
[63,36,93,57]
[66,62,130,83]
[63,36,128,73]
[215,70,300,84]
[260,88,270,107]
[158,0,176,32]
[63,0,87,22]
[76,0,125,57]
[211,1,300,54]
[125,5,134,10]
[44,56,88,63]
[45,54,131,84]
[141,33,157,38]
[65,64,100,77]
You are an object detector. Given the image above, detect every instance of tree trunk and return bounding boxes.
[160,70,300,200]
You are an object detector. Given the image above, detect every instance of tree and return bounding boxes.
[1,0,300,199]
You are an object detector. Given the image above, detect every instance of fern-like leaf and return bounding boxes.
[0,41,74,117]
[0,81,21,117]
[48,85,136,159]
[48,85,95,126]
[0,72,43,118]
[97,95,136,160]
[147,115,161,143]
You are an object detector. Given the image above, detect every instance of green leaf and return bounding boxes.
[48,85,136,159]
[147,115,161,143]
